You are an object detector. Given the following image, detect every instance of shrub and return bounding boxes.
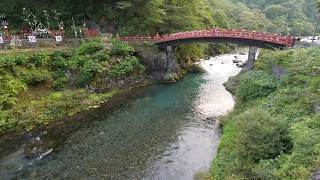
[110,56,145,78]
[0,56,17,71]
[53,76,69,90]
[49,51,69,70]
[252,159,279,180]
[92,50,109,62]
[16,68,52,85]
[0,110,10,132]
[68,55,90,70]
[255,49,294,72]
[0,74,27,110]
[109,37,134,56]
[275,116,320,179]
[268,88,313,119]
[236,109,292,162]
[238,71,277,100]
[78,60,104,86]
[30,52,49,67]
[14,55,29,65]
[76,39,104,55]
[51,69,70,90]
[51,50,71,59]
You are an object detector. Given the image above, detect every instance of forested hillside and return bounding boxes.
[0,0,215,35]
[0,0,317,76]
[0,0,317,36]
[229,0,317,35]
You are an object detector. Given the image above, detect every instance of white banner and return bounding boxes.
[0,36,3,44]
[28,36,37,43]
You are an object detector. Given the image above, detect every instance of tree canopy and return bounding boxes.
[0,0,318,36]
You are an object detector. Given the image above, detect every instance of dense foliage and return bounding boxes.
[0,74,26,110]
[2,0,316,64]
[0,1,319,179]
[237,71,277,100]
[211,48,320,179]
[0,38,146,134]
[226,0,317,35]
[236,109,292,162]
[0,0,317,36]
[110,56,145,78]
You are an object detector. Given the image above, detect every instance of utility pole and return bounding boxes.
[312,15,320,43]
[313,0,320,42]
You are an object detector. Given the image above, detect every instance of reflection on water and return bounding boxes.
[0,52,247,180]
[144,53,247,180]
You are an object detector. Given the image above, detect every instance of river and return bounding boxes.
[0,51,247,180]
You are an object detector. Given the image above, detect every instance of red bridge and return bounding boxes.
[119,29,295,49]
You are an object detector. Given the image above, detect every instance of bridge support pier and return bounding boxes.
[134,45,181,81]
[246,47,258,70]
[165,46,180,73]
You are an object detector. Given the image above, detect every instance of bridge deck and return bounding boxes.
[119,29,295,47]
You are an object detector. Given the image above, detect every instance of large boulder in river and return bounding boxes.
[223,74,242,94]
[188,63,206,73]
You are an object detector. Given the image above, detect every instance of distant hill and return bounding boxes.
[210,0,317,35]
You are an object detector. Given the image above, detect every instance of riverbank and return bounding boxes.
[210,47,320,179]
[0,37,148,136]
[0,80,152,161]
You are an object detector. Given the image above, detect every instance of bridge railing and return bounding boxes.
[119,36,157,42]
[119,29,295,47]
[163,29,294,46]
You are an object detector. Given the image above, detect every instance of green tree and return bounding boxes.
[236,109,292,162]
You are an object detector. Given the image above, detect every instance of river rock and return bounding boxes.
[163,73,178,83]
[312,170,320,180]
[24,137,44,159]
[24,136,54,159]
[236,63,244,68]
[232,59,241,64]
[188,63,206,73]
[223,75,241,94]
[205,117,217,125]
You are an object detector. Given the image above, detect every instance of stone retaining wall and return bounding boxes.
[0,38,81,49]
